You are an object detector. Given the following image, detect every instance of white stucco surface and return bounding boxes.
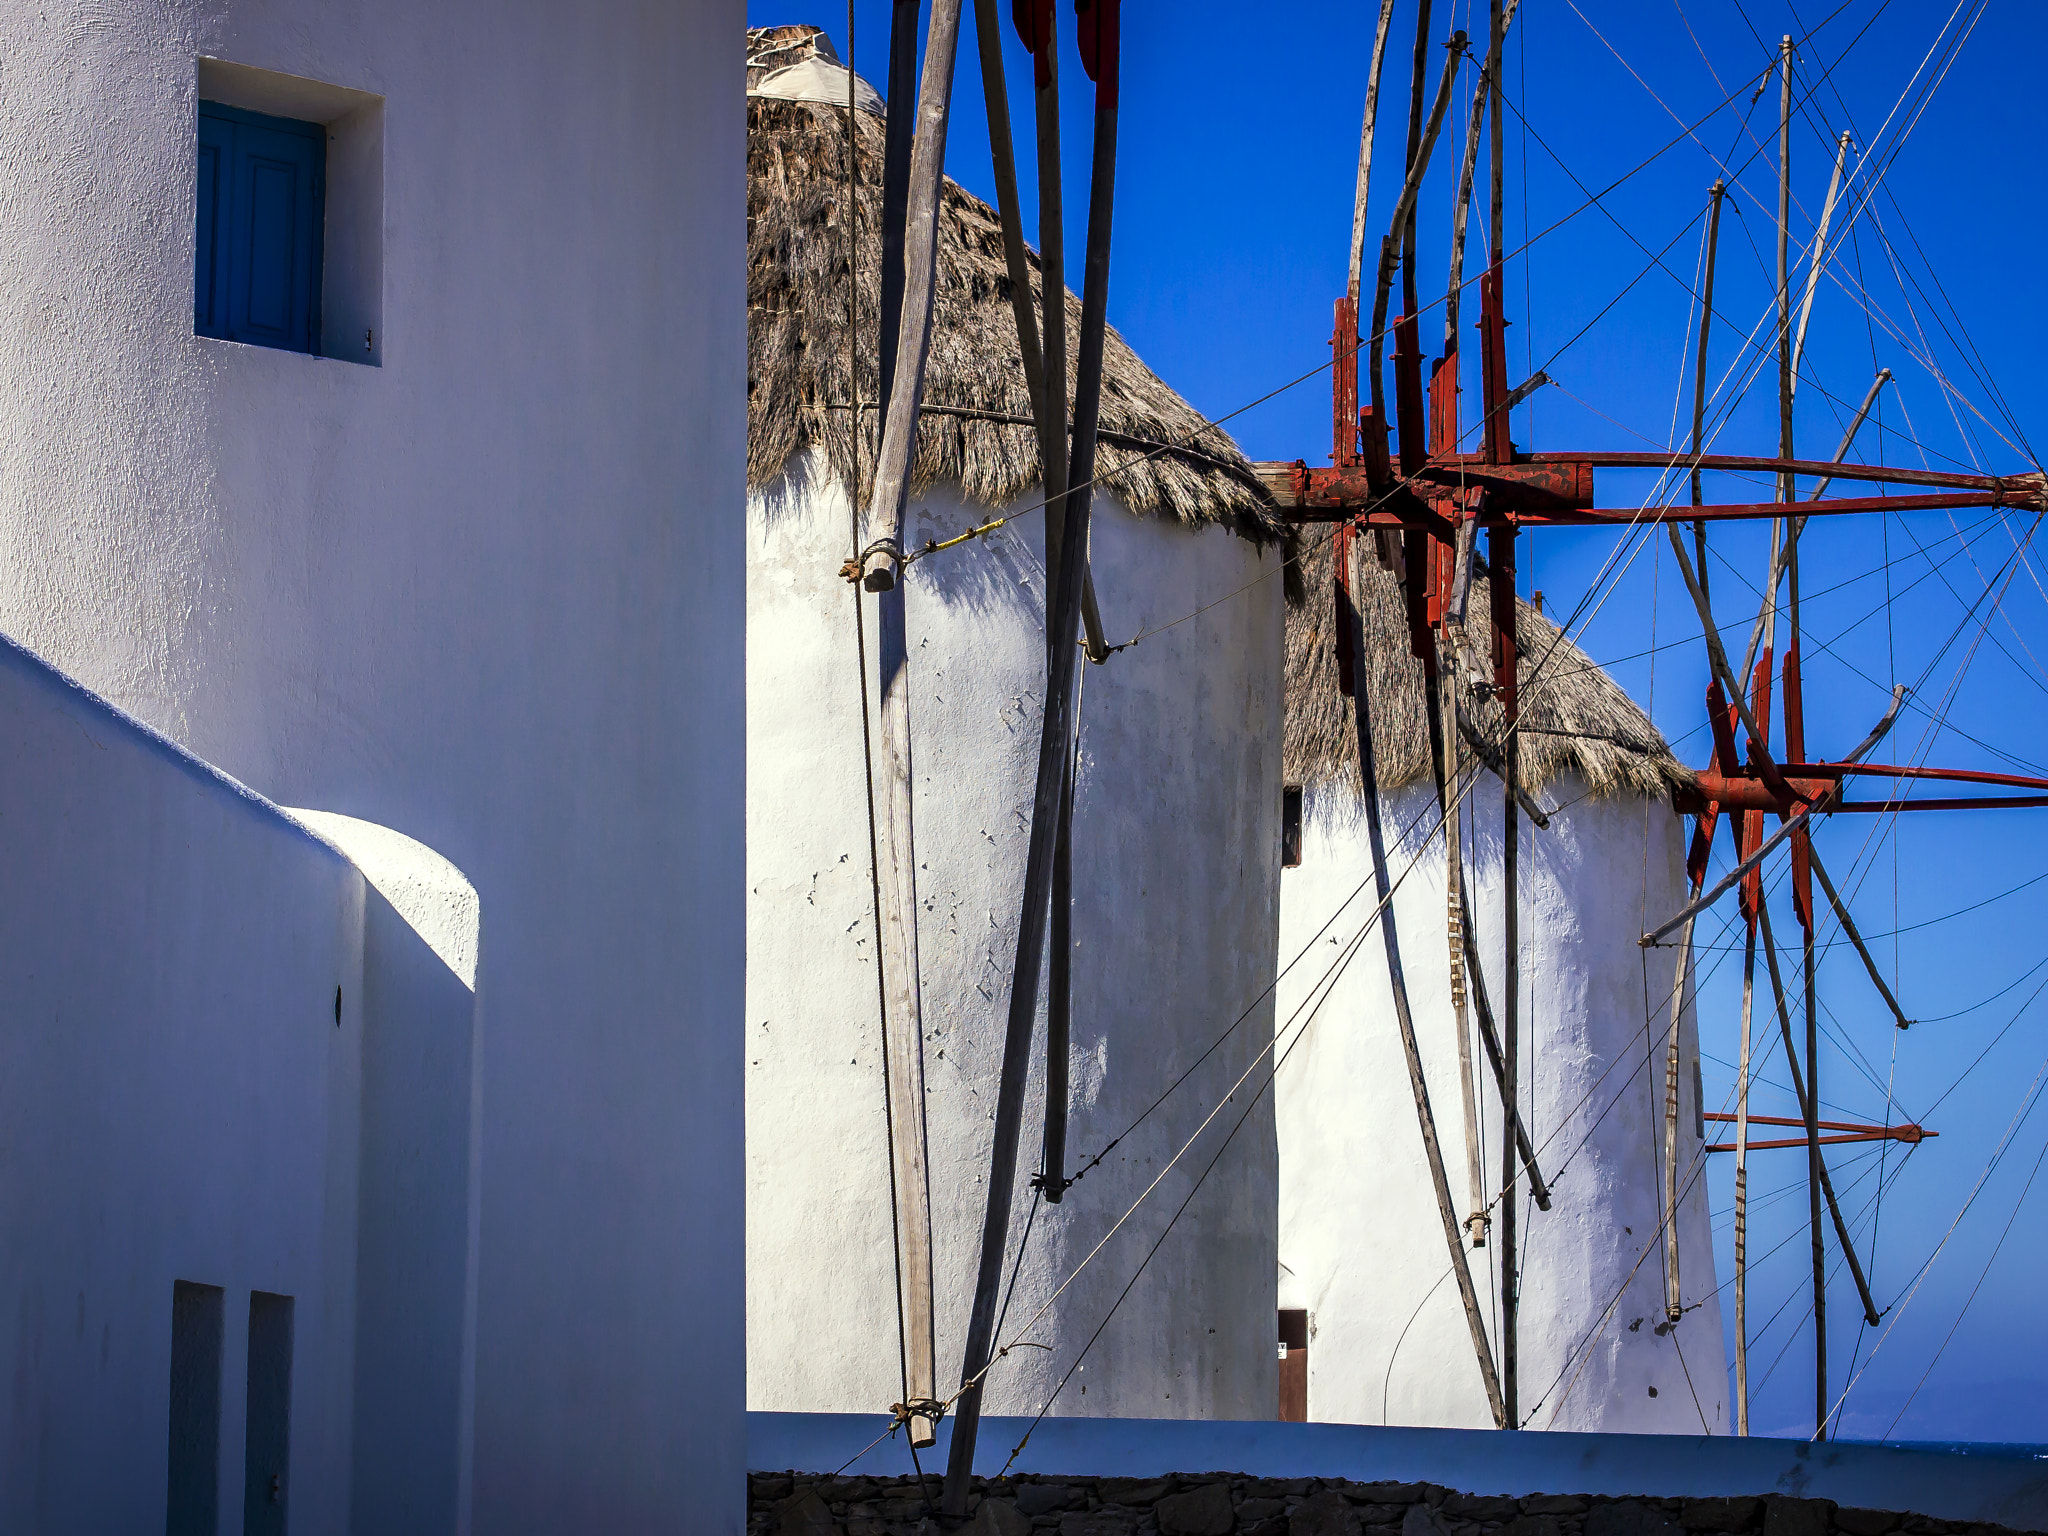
[0,634,366,1533]
[747,451,1284,1422]
[0,2,746,1527]
[1276,777,1726,1433]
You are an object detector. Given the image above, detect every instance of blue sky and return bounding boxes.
[749,0,2048,1444]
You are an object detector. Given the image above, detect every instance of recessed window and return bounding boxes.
[1278,1308,1309,1421]
[194,58,384,364]
[196,102,325,355]
[1281,785,1304,869]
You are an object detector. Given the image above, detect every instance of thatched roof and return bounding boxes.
[746,26,1283,543]
[1286,533,1691,802]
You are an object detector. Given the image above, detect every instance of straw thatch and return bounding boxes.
[1285,533,1691,802]
[746,26,1283,543]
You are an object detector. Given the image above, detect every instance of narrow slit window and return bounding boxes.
[244,1292,295,1536]
[167,1281,225,1536]
[196,102,324,355]
[1281,785,1304,869]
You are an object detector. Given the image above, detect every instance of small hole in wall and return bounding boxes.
[334,987,342,1025]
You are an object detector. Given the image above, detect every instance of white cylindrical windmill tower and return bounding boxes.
[1275,539,1727,1433]
[745,27,1289,1423]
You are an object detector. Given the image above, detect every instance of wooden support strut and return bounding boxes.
[1346,551,1508,1429]
[864,0,952,1448]
[944,3,1118,1507]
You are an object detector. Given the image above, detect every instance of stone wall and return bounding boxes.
[751,1472,2034,1536]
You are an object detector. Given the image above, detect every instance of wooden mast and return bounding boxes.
[1485,0,1520,1428]
[861,0,969,1447]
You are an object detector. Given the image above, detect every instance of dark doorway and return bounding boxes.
[1278,1308,1308,1421]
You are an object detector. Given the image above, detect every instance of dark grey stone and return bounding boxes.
[1764,1499,1835,1536]
[1019,1486,1088,1518]
[1446,1500,1521,1523]
[975,1500,1033,1536]
[1240,1502,1288,1524]
[1585,1500,1681,1536]
[1499,1515,1562,1536]
[1833,1512,1897,1536]
[1680,1500,1760,1532]
[1354,1487,1430,1506]
[1293,1491,1363,1536]
[1158,1483,1236,1536]
[1062,1513,1139,1536]
[776,1491,843,1536]
[1102,1481,1179,1509]
[1524,1502,1590,1519]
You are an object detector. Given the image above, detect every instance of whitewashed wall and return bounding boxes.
[0,636,366,1533]
[1276,775,1726,1433]
[748,450,1284,1422]
[0,2,745,1528]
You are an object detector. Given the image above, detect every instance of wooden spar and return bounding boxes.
[860,0,965,592]
[1791,131,1853,403]
[838,3,918,1436]
[1775,35,1793,509]
[944,0,1118,1502]
[1444,0,1520,350]
[1346,553,1508,1429]
[878,0,920,411]
[1457,883,1553,1209]
[1689,181,1725,578]
[1661,909,1697,1321]
[972,0,1107,664]
[1347,0,1399,308]
[973,0,1092,1205]
[1490,516,1521,1426]
[1748,371,1893,628]
[1368,26,1462,424]
[1454,705,1552,826]
[1809,371,1893,503]
[1734,916,1756,1436]
[1755,902,1883,1326]
[1805,843,1913,1030]
[861,0,964,1448]
[1444,670,1488,1245]
[1399,0,1434,324]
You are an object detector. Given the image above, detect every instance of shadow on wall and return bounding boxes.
[0,629,483,1534]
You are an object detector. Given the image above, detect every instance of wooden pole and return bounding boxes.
[1690,180,1725,591]
[1734,917,1756,1436]
[1458,882,1552,1209]
[1490,515,1520,1427]
[1755,901,1884,1326]
[1661,908,1697,1323]
[1445,0,1520,350]
[861,0,970,1447]
[1775,35,1794,509]
[944,3,1119,1503]
[1368,32,1464,440]
[1790,131,1853,404]
[1444,674,1488,1244]
[1347,0,1400,308]
[1487,0,1515,1428]
[971,0,1107,663]
[1347,553,1507,1429]
[878,0,921,413]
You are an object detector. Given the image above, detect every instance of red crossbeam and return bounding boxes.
[1702,1112,1934,1154]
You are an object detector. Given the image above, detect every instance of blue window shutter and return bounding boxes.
[196,103,325,356]
[194,112,231,337]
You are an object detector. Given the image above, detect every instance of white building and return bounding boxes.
[1275,542,1727,1433]
[0,2,746,1530]
[745,28,1289,1424]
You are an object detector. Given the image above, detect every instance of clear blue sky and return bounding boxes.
[749,0,2048,1444]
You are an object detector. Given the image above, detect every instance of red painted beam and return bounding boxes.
[1527,449,2041,497]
